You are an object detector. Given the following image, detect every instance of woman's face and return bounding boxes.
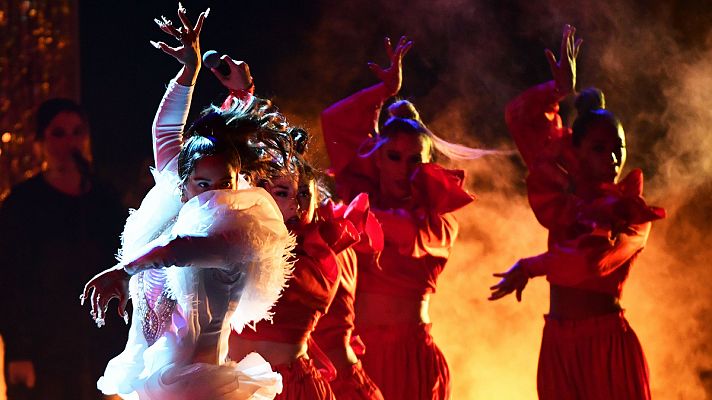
[264,174,316,232]
[41,111,91,165]
[182,154,238,201]
[575,119,627,184]
[375,132,431,202]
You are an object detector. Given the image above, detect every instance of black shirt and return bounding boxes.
[0,173,127,393]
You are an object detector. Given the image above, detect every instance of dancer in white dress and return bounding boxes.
[81,6,295,399]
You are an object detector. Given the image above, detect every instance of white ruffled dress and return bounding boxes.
[96,80,293,400]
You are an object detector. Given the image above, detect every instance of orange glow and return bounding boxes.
[1,132,11,143]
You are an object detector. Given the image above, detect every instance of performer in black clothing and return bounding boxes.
[0,98,126,400]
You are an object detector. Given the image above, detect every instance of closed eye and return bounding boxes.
[386,151,401,162]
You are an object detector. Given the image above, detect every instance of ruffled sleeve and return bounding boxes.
[323,193,384,254]
[520,222,652,283]
[321,83,390,176]
[311,194,382,353]
[411,163,475,215]
[505,80,568,168]
[379,163,474,259]
[121,188,294,331]
[321,83,391,201]
[506,81,585,231]
[520,169,666,281]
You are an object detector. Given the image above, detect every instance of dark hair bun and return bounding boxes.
[388,100,420,121]
[575,87,606,115]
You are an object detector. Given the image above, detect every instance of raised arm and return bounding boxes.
[321,36,413,177]
[149,5,208,171]
[506,25,584,231]
[506,24,581,167]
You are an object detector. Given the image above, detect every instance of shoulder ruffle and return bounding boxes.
[174,188,295,333]
[118,168,183,264]
[411,163,475,215]
[579,169,666,232]
[319,193,384,254]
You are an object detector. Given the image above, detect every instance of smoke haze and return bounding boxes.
[264,1,712,398]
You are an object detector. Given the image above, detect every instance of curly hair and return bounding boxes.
[178,95,299,185]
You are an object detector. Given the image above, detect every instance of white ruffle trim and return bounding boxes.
[101,168,291,399]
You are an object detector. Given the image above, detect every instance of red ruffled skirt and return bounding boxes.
[330,360,384,400]
[358,323,450,400]
[538,312,651,400]
[274,357,335,400]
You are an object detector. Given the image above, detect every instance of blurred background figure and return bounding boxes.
[0,98,127,400]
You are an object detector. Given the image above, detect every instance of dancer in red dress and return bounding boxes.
[230,147,381,399]
[321,37,483,400]
[209,52,377,400]
[311,196,385,400]
[489,25,665,400]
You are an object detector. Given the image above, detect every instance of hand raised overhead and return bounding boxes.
[150,3,209,74]
[368,36,414,97]
[545,24,583,96]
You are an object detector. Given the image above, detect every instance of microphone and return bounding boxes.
[203,50,230,76]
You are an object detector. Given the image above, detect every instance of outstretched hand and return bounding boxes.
[368,36,414,96]
[489,261,529,302]
[151,4,208,84]
[545,24,583,96]
[81,266,130,328]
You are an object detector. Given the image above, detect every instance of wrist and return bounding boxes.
[177,65,201,86]
[230,78,254,95]
[112,263,133,277]
[553,77,575,98]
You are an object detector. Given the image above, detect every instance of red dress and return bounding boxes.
[233,205,355,400]
[506,81,665,400]
[322,83,475,400]
[311,195,385,400]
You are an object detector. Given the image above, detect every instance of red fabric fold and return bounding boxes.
[586,169,666,229]
[273,357,336,400]
[411,163,475,215]
[329,361,384,400]
[538,312,651,400]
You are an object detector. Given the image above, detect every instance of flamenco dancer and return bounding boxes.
[321,37,488,400]
[310,196,385,400]
[229,131,384,399]
[489,25,665,400]
[81,6,296,399]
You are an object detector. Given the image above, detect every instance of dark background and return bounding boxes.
[77,1,712,201]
